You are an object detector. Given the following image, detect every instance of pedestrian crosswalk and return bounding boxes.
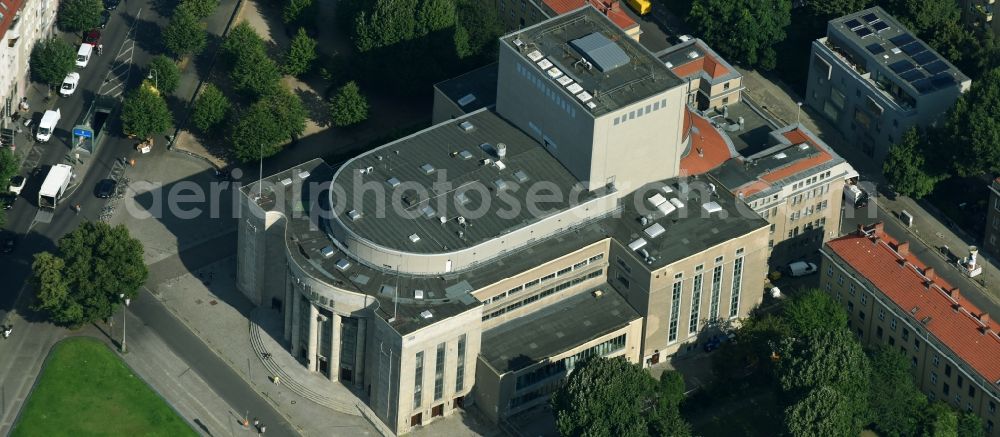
[97,8,142,99]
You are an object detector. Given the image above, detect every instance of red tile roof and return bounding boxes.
[826,225,1000,385]
[680,110,733,175]
[543,0,638,31]
[670,54,730,81]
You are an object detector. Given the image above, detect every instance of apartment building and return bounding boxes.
[237,6,771,434]
[655,38,743,111]
[985,177,1000,258]
[0,0,57,136]
[710,125,858,267]
[495,0,641,41]
[821,223,1000,436]
[806,6,970,163]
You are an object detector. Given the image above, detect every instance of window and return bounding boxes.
[456,335,466,392]
[957,374,963,388]
[589,254,604,263]
[931,372,938,384]
[945,364,952,377]
[902,328,909,341]
[769,223,775,234]
[990,401,996,414]
[969,385,975,399]
[729,257,744,318]
[557,267,572,276]
[837,274,844,285]
[859,310,866,321]
[943,383,950,395]
[827,265,834,277]
[689,273,703,334]
[890,318,897,331]
[668,281,682,342]
[914,338,920,350]
[724,82,731,90]
[878,308,885,320]
[617,274,630,289]
[849,283,856,296]
[876,326,883,339]
[847,301,854,313]
[414,352,424,408]
[616,257,632,273]
[540,273,555,283]
[889,337,895,346]
[710,265,723,319]
[434,343,445,401]
[933,355,940,367]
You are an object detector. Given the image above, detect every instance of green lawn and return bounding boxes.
[12,337,196,437]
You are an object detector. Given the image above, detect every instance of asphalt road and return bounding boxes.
[0,1,298,435]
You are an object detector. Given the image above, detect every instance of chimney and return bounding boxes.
[923,266,934,281]
[949,287,961,301]
[856,224,865,235]
[980,312,990,325]
[896,241,910,257]
[873,222,885,236]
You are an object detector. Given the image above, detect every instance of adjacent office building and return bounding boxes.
[821,223,1000,436]
[655,38,744,111]
[985,177,1000,258]
[806,6,970,162]
[237,6,770,434]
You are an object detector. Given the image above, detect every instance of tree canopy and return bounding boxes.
[785,385,857,437]
[182,0,219,20]
[551,356,690,437]
[329,81,369,127]
[867,346,926,436]
[883,128,943,198]
[222,22,264,65]
[190,83,230,132]
[32,222,147,327]
[940,68,1000,176]
[147,55,181,94]
[30,38,76,86]
[282,0,314,24]
[283,28,317,77]
[121,84,173,140]
[163,4,207,57]
[57,0,103,32]
[780,289,848,334]
[230,87,306,162]
[687,0,791,70]
[224,23,280,98]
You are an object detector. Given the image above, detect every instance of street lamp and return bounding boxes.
[147,68,158,91]
[796,101,803,126]
[119,293,131,353]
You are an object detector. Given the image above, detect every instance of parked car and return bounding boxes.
[677,34,694,43]
[60,72,80,97]
[84,29,101,46]
[95,178,117,198]
[8,175,25,195]
[788,261,818,277]
[104,0,120,10]
[100,10,111,28]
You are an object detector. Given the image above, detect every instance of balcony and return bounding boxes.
[818,39,915,113]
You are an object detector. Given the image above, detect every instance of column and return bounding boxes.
[290,288,302,357]
[354,317,367,388]
[307,304,319,372]
[283,280,293,343]
[329,314,342,382]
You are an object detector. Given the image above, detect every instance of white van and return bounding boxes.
[37,109,60,142]
[75,44,93,68]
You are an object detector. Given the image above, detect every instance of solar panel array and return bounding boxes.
[843,13,956,95]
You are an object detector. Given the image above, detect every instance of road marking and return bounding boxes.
[97,8,142,98]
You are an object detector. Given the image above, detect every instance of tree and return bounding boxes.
[222,22,265,65]
[121,84,172,139]
[32,222,147,327]
[0,148,16,191]
[941,68,1000,176]
[230,87,306,162]
[883,128,943,198]
[58,0,103,32]
[687,0,791,70]
[282,0,313,24]
[283,28,317,76]
[922,402,959,437]
[786,386,857,437]
[231,48,281,98]
[712,314,790,381]
[550,356,689,437]
[147,55,181,94]
[868,346,926,437]
[958,412,985,437]
[877,0,960,40]
[780,289,848,335]
[414,0,456,37]
[455,0,503,61]
[658,370,686,408]
[30,38,76,87]
[807,0,870,21]
[163,4,207,57]
[182,0,219,20]
[352,0,419,53]
[329,81,369,127]
[191,83,230,132]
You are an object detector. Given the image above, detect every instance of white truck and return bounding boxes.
[38,164,73,209]
[843,184,869,209]
[75,43,93,68]
[36,109,60,142]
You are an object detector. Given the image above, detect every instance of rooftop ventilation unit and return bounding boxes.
[628,238,648,252]
[457,216,466,226]
[557,76,573,86]
[513,170,529,183]
[566,83,584,94]
[644,222,666,239]
[336,259,351,271]
[576,91,593,103]
[455,192,470,205]
[527,50,543,61]
[547,67,564,79]
[661,185,674,194]
[494,179,509,191]
[687,50,699,59]
[459,150,473,160]
[537,58,554,70]
[669,198,685,209]
[648,193,667,207]
[496,143,507,158]
[387,177,401,188]
[513,38,524,49]
[414,290,425,300]
[495,160,507,171]
[348,209,362,221]
[280,178,293,186]
[420,310,434,319]
[569,32,631,72]
[664,61,673,68]
[657,201,677,216]
[702,201,723,214]
[481,158,493,166]
[421,205,436,219]
[592,290,604,298]
[774,152,788,159]
[297,170,310,179]
[891,47,902,55]
[457,94,476,107]
[409,234,421,243]
[459,121,474,132]
[320,246,335,258]
[798,143,810,150]
[420,163,435,175]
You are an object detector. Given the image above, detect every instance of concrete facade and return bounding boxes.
[805,7,970,163]
[0,0,57,133]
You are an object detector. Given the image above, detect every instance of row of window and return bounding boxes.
[413,336,467,410]
[514,62,577,119]
[514,334,627,391]
[612,99,671,126]
[791,183,832,206]
[482,269,604,321]
[789,200,829,222]
[751,171,834,209]
[488,254,604,305]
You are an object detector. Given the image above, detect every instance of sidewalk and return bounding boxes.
[738,67,1000,305]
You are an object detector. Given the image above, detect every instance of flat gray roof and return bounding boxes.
[503,5,682,116]
[329,109,601,255]
[826,6,969,97]
[481,285,640,374]
[433,62,498,114]
[705,101,777,155]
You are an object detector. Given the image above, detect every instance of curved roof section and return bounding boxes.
[327,110,600,255]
